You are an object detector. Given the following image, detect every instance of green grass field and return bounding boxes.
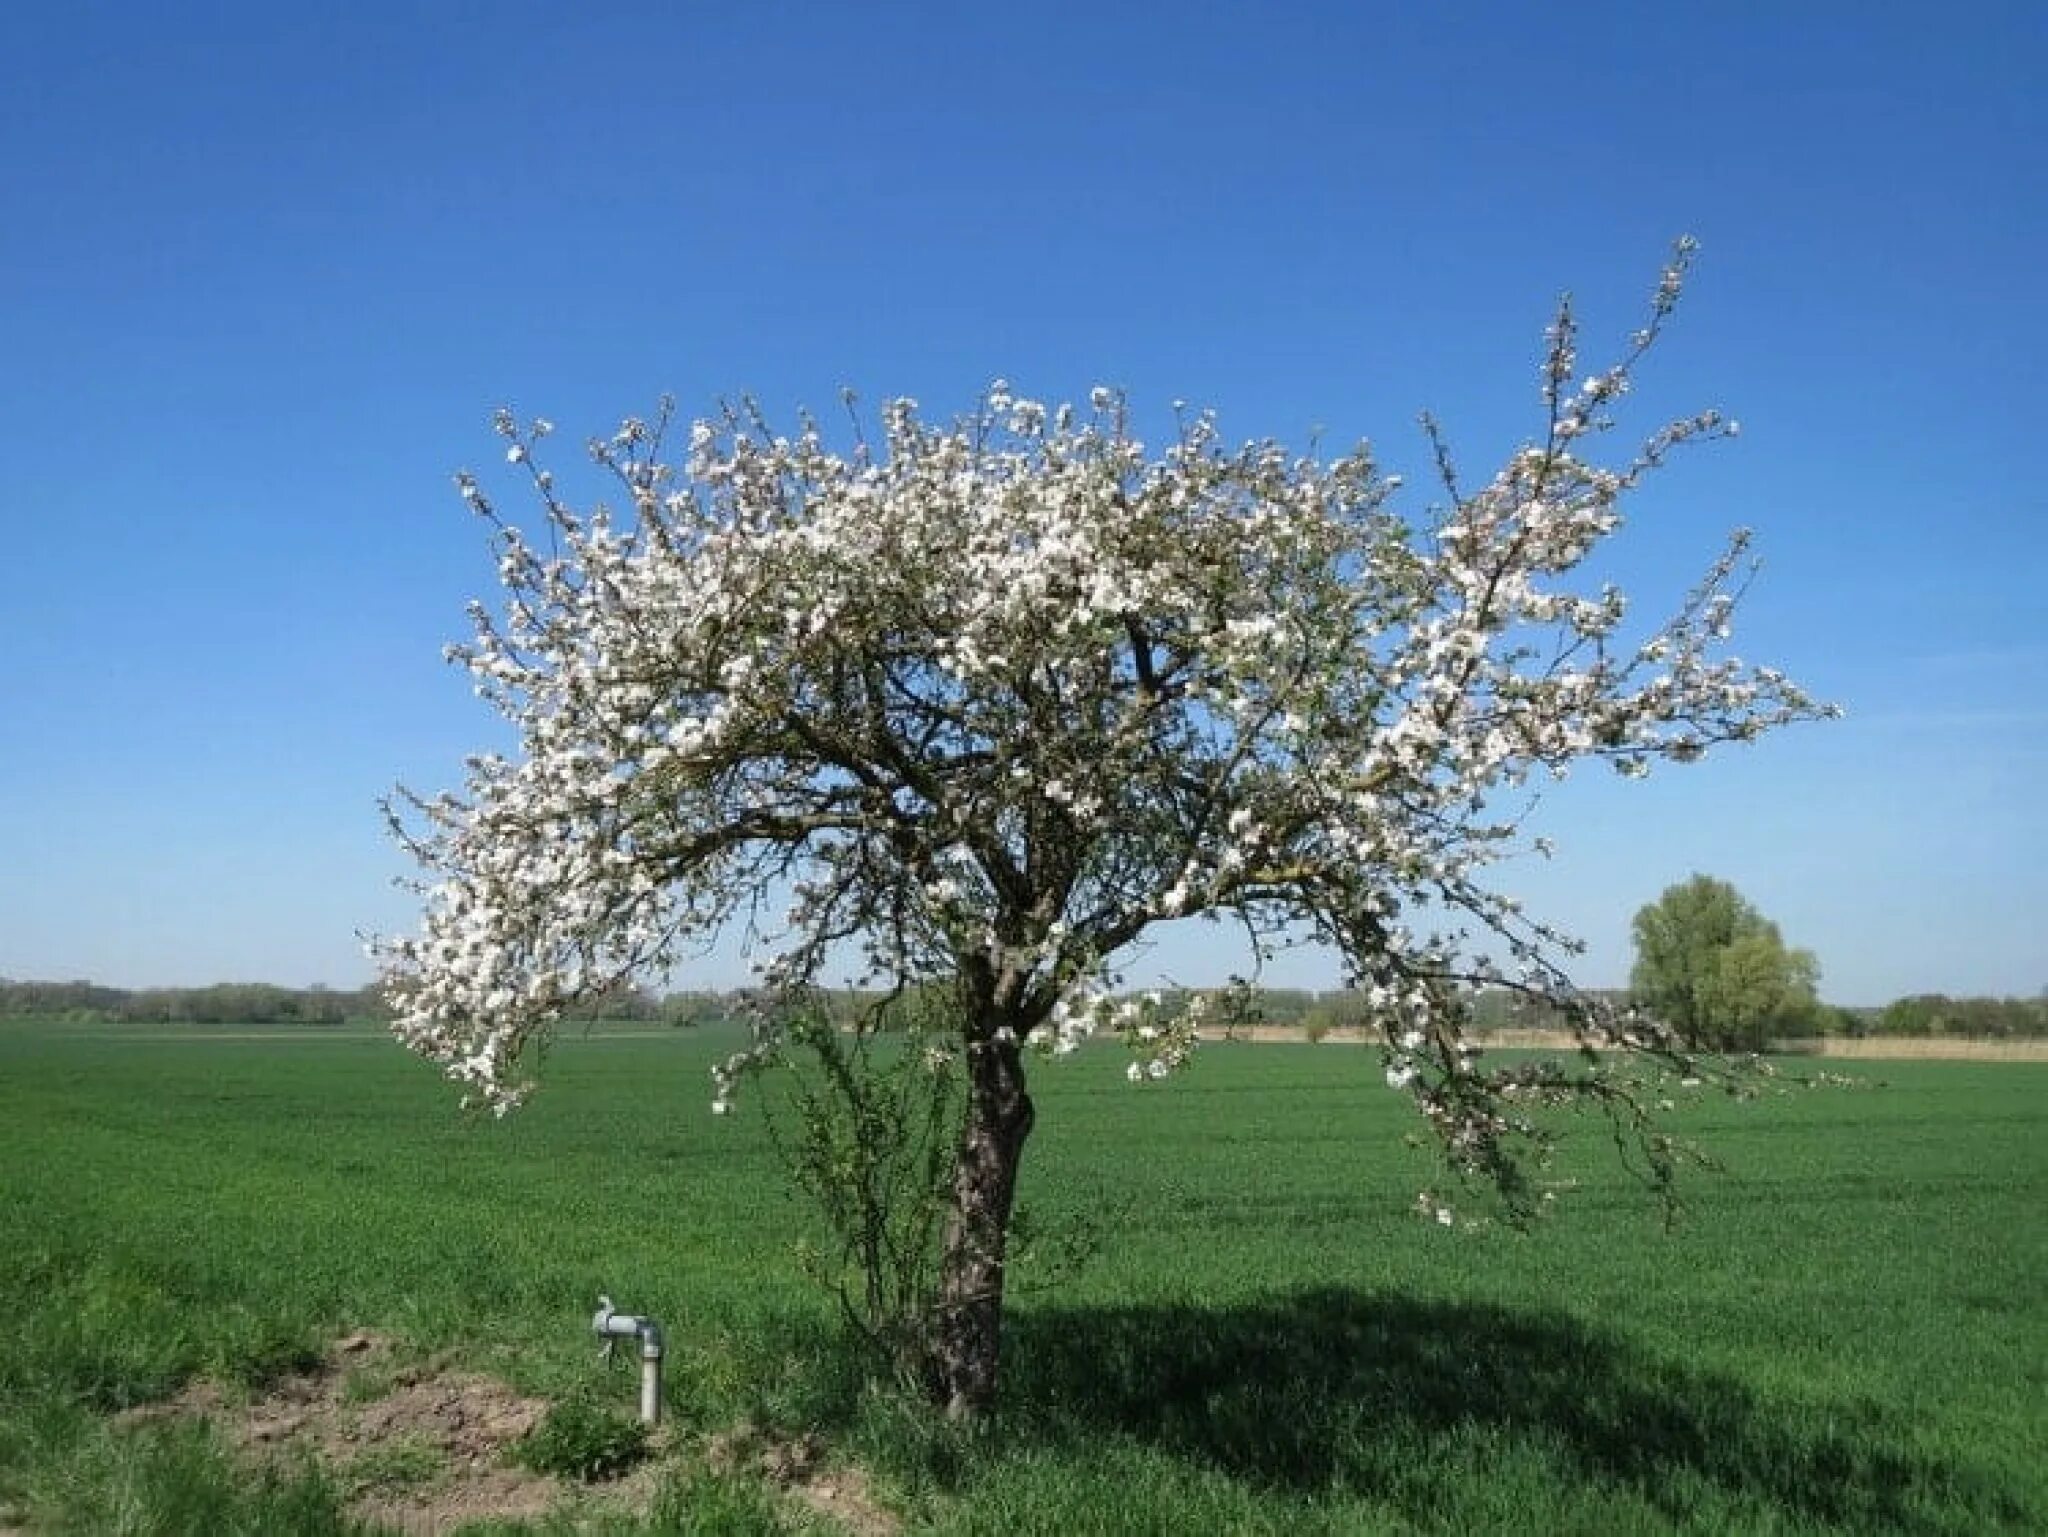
[0,1019,2041,1533]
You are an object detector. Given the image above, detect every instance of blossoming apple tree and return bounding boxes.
[379,243,1833,1416]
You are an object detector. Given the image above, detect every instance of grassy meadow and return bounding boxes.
[0,1018,2041,1533]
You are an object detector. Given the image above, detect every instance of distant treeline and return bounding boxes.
[3,977,2041,1039]
[0,979,392,1025]
[0,977,736,1027]
[1459,989,2045,1041]
[1855,993,2048,1040]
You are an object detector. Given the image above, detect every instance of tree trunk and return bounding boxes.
[928,1031,1034,1418]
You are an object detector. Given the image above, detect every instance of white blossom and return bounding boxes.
[375,246,1832,1210]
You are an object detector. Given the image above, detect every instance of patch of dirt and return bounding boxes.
[113,1331,606,1535]
[707,1422,900,1537]
[103,1336,901,1537]
[108,1331,902,1535]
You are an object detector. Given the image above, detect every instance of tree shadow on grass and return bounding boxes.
[979,1288,2029,1534]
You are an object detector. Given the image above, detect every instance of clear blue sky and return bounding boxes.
[2,3,2041,1006]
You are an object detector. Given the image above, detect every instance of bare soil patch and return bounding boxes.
[109,1332,900,1534]
[113,1332,645,1534]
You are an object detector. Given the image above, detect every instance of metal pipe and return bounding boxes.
[591,1295,665,1425]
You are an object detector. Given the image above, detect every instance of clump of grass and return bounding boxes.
[341,1433,441,1496]
[512,1398,648,1482]
[649,1462,795,1533]
[37,1418,360,1535]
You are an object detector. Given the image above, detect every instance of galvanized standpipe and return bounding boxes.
[591,1295,665,1425]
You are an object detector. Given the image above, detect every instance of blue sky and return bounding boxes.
[1,3,2041,1005]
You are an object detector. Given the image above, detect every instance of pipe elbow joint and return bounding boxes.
[590,1297,662,1356]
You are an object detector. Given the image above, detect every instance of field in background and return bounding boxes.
[0,1019,2041,1533]
[1778,1036,2048,1061]
[1213,1025,2048,1061]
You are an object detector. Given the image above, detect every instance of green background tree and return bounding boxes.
[1629,875,1820,1050]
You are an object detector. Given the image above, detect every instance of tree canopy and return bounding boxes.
[1629,875,1820,1050]
[379,242,1834,1412]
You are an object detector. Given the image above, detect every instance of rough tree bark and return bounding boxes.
[928,1028,1035,1418]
